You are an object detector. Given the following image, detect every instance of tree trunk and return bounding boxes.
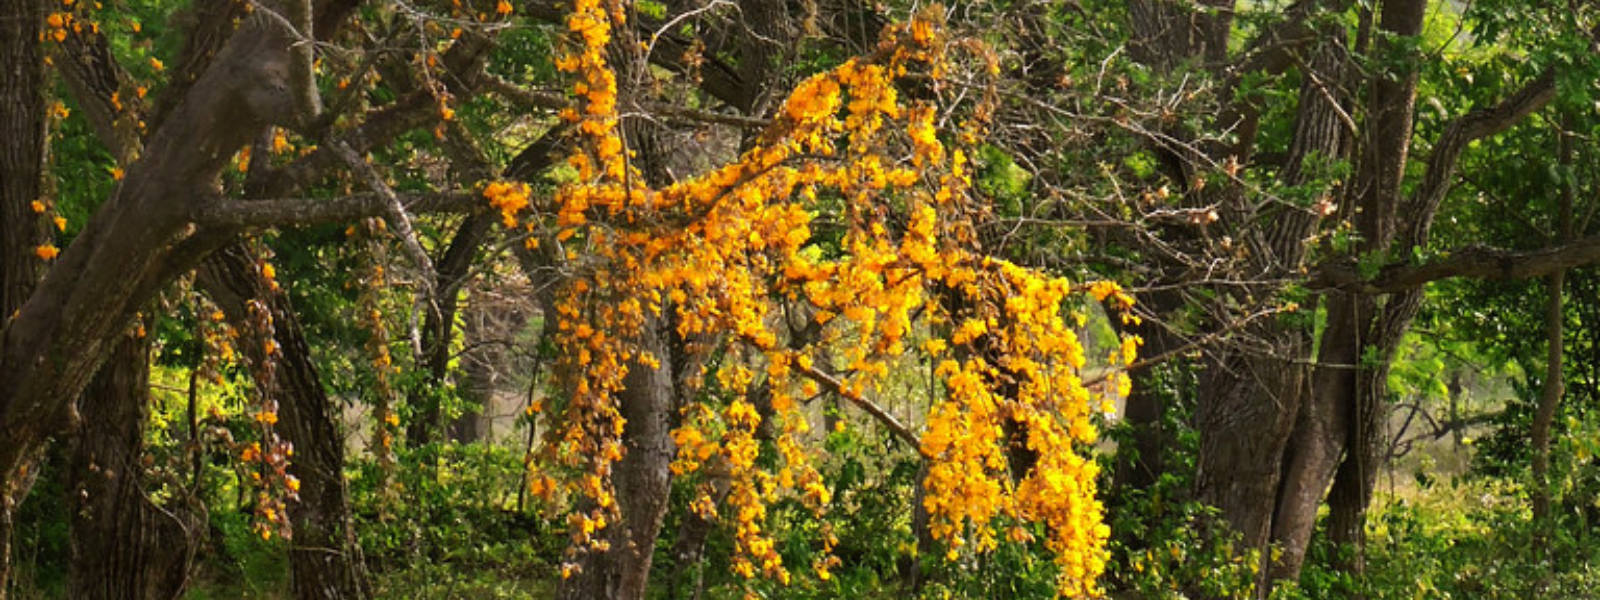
[0,8,320,546]
[198,243,371,600]
[67,332,203,600]
[1316,0,1426,583]
[408,214,494,446]
[555,318,677,600]
[1531,120,1576,543]
[0,0,47,594]
[1270,293,1361,582]
[1126,0,1234,71]
[1194,337,1309,555]
[1322,310,1404,580]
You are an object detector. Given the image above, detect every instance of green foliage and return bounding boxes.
[204,509,292,596]
[1282,481,1600,600]
[7,456,71,599]
[349,441,558,572]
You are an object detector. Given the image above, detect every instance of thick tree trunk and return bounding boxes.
[198,243,371,600]
[0,0,47,594]
[609,320,678,598]
[67,332,202,600]
[1316,0,1426,583]
[1322,304,1409,580]
[0,0,46,319]
[1126,0,1234,71]
[1197,26,1349,597]
[1266,32,1359,577]
[0,7,319,544]
[1270,294,1360,581]
[1194,338,1309,554]
[555,318,677,600]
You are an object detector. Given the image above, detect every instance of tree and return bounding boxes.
[521,4,1141,597]
[0,0,49,589]
[1,1,1140,598]
[952,0,1600,594]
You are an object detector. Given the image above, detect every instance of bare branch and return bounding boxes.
[485,74,770,130]
[1317,235,1600,294]
[795,363,919,448]
[193,192,481,228]
[329,141,442,292]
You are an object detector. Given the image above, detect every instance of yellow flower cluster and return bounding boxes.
[484,180,532,227]
[512,3,1138,596]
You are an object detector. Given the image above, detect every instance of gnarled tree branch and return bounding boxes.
[1317,235,1600,294]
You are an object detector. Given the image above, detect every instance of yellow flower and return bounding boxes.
[271,129,291,154]
[34,245,59,260]
[1088,280,1120,302]
[1121,334,1142,365]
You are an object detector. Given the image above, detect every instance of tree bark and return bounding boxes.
[198,243,371,600]
[1127,0,1234,72]
[1194,339,1309,555]
[554,318,677,600]
[0,6,320,539]
[1317,0,1426,582]
[66,332,203,600]
[1,0,49,594]
[1266,27,1359,581]
[552,106,680,600]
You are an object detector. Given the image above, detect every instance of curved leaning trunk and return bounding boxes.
[0,8,320,576]
[1269,293,1362,582]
